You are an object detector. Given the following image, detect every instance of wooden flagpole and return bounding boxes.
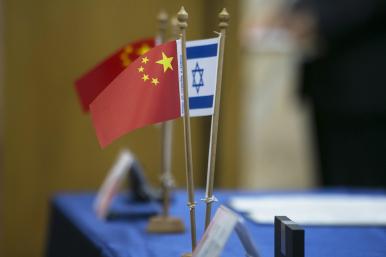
[158,9,172,218]
[147,9,185,233]
[203,8,230,229]
[178,6,197,251]
[159,14,179,220]
[171,15,179,41]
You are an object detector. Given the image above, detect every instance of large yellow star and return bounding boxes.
[136,44,151,56]
[156,52,173,72]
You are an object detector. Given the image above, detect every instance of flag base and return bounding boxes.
[147,215,185,233]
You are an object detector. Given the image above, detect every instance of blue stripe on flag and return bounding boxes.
[187,44,218,59]
[189,95,214,109]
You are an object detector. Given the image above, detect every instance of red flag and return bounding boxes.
[90,40,182,148]
[75,38,155,112]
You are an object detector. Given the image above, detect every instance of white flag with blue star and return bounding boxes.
[186,37,220,117]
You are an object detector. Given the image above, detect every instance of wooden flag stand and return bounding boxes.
[147,10,185,234]
[178,6,197,257]
[203,8,230,229]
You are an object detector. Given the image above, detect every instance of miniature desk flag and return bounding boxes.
[90,37,220,148]
[75,38,155,112]
[186,38,220,117]
[90,40,182,147]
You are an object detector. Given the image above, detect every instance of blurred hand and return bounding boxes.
[256,7,318,51]
[285,9,317,50]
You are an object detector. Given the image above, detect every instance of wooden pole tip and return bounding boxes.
[177,6,188,26]
[157,9,168,23]
[218,8,230,29]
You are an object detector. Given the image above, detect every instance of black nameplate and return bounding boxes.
[274,216,304,257]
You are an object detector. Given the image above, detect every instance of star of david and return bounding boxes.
[191,62,204,94]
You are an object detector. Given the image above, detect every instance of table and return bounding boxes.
[46,190,386,257]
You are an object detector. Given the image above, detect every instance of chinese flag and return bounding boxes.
[75,38,155,112]
[90,40,181,148]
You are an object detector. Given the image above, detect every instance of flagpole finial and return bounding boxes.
[218,8,230,29]
[157,9,169,36]
[157,9,168,25]
[177,6,188,29]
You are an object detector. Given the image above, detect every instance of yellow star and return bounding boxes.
[136,44,151,56]
[120,55,131,67]
[124,45,133,54]
[156,52,173,72]
[151,77,159,86]
[138,66,144,72]
[142,74,149,82]
[142,56,149,64]
[120,45,134,67]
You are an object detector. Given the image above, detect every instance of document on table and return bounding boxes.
[229,194,386,226]
[193,206,261,257]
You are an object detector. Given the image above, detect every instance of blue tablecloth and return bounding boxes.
[46,190,386,257]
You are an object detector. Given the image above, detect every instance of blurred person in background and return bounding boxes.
[271,0,386,187]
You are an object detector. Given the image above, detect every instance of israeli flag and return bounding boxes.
[186,37,220,117]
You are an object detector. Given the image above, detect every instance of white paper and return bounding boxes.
[193,206,239,257]
[94,149,134,219]
[229,194,386,225]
